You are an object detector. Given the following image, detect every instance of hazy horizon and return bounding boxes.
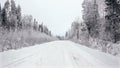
[0,0,83,36]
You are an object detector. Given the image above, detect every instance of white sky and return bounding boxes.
[0,0,83,36]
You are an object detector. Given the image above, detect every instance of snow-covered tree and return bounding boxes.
[11,0,16,15]
[66,21,79,39]
[79,22,89,42]
[21,15,33,30]
[38,23,43,32]
[0,4,1,14]
[9,0,17,31]
[0,0,22,31]
[16,5,22,29]
[66,20,89,43]
[71,21,80,39]
[43,25,52,36]
[1,0,11,30]
[105,0,120,43]
[33,19,38,31]
[0,4,2,26]
[82,0,100,38]
[43,26,49,35]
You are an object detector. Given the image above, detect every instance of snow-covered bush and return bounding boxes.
[0,30,57,52]
[89,38,120,56]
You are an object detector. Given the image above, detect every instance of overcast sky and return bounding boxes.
[0,0,83,36]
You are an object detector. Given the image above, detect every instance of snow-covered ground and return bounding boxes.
[0,41,119,68]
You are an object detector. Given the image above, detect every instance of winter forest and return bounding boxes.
[0,0,120,68]
[0,0,56,52]
[66,0,120,56]
[0,0,120,56]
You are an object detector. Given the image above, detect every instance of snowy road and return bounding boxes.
[0,41,120,68]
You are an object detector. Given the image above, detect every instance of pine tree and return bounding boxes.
[66,21,81,39]
[21,15,33,30]
[38,23,44,32]
[16,5,22,29]
[10,0,17,31]
[1,0,11,30]
[0,4,2,26]
[0,4,1,14]
[43,26,49,35]
[65,20,89,44]
[33,19,38,31]
[11,0,16,15]
[92,0,100,37]
[105,0,120,43]
[72,22,80,39]
[82,0,100,38]
[67,21,79,39]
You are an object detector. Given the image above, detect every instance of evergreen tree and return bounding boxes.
[82,0,100,38]
[38,23,44,32]
[16,5,22,29]
[105,0,120,43]
[0,4,2,26]
[72,22,80,39]
[21,15,33,30]
[11,0,16,15]
[43,26,49,35]
[10,0,17,30]
[1,0,11,30]
[66,21,79,39]
[65,20,89,43]
[33,19,38,31]
[0,4,1,13]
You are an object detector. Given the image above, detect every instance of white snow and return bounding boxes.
[0,41,120,68]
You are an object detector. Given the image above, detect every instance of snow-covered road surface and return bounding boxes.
[0,41,120,68]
